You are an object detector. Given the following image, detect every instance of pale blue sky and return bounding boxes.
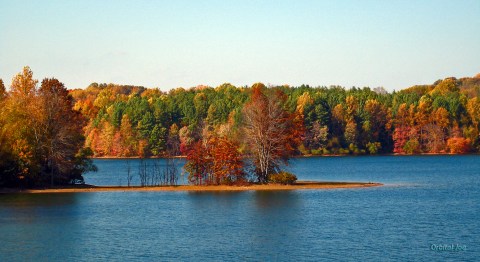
[1,0,479,91]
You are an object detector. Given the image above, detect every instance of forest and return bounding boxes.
[70,73,480,158]
[1,66,480,187]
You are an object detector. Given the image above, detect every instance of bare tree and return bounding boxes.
[125,160,132,187]
[164,158,178,185]
[242,84,302,183]
[138,158,148,186]
[152,158,160,186]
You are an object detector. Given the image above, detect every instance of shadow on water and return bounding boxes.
[0,193,87,225]
[252,190,302,210]
[184,190,304,211]
[182,189,303,210]
[185,190,248,210]
[0,193,90,261]
[241,190,307,260]
[0,193,83,208]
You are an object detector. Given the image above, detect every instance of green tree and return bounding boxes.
[149,124,167,156]
[362,99,389,152]
[194,92,209,119]
[137,111,155,139]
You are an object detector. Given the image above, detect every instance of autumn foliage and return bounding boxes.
[242,84,303,182]
[185,136,245,185]
[3,66,480,187]
[446,137,471,154]
[0,67,95,187]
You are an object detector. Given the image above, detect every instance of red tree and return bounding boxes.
[185,141,211,185]
[185,136,245,185]
[242,84,302,183]
[211,137,245,185]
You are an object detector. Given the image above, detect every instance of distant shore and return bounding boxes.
[91,153,478,160]
[0,181,382,194]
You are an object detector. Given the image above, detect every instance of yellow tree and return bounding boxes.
[393,103,414,153]
[119,114,136,156]
[429,78,459,96]
[0,78,19,184]
[331,103,345,146]
[415,96,432,150]
[10,66,38,98]
[466,97,480,147]
[296,92,313,115]
[424,107,449,153]
[1,68,95,187]
[467,97,480,130]
[4,66,41,181]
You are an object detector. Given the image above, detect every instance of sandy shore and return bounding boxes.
[0,181,382,194]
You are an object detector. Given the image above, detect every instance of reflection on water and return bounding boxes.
[0,193,82,224]
[85,158,186,186]
[1,193,81,208]
[250,191,305,260]
[0,193,88,261]
[253,190,301,209]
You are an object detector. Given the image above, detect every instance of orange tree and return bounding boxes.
[210,137,245,184]
[0,67,96,187]
[185,135,245,185]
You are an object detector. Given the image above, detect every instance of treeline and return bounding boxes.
[2,67,479,187]
[0,67,96,188]
[70,74,480,158]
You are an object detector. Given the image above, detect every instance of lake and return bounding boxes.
[1,155,479,261]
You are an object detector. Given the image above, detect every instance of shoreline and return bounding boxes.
[91,153,479,160]
[0,181,382,194]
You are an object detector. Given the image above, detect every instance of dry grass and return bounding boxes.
[1,181,382,194]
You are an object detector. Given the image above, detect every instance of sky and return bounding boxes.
[0,0,479,92]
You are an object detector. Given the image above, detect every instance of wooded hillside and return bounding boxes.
[70,74,480,157]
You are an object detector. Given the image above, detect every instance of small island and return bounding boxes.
[0,181,382,194]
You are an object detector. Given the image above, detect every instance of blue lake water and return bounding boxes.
[1,155,479,261]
